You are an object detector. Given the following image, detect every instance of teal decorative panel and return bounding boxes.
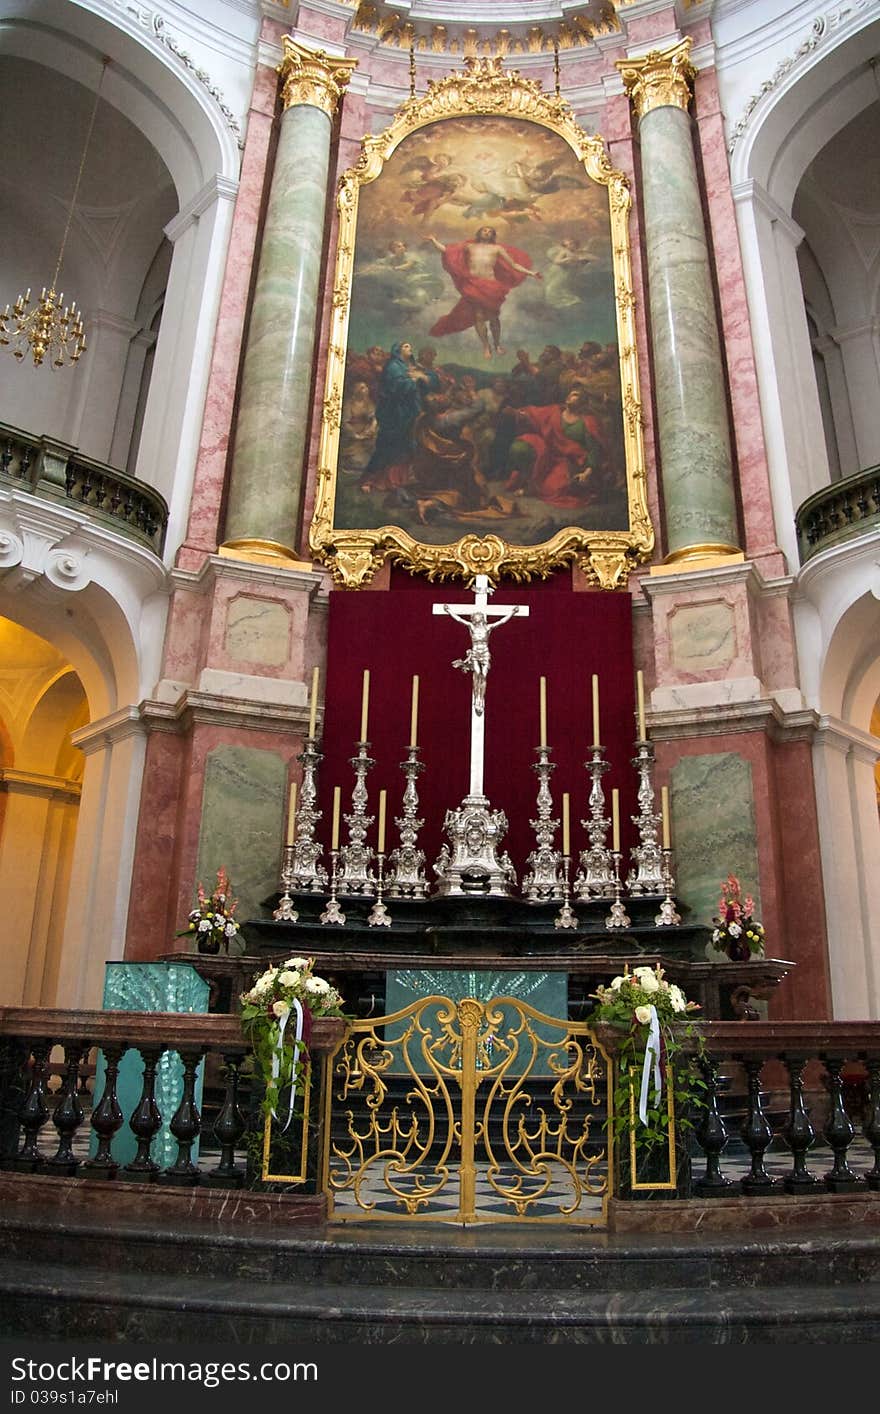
[92,962,209,1168]
[195,746,286,927]
[671,753,761,944]
[385,969,568,1076]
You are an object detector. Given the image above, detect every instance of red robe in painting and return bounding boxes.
[429,240,533,338]
[513,403,607,509]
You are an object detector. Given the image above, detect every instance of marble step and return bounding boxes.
[2,1258,880,1343]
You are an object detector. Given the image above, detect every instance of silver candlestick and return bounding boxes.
[320,850,346,926]
[368,853,392,927]
[337,740,376,896]
[574,746,615,898]
[605,851,631,929]
[286,736,327,893]
[272,848,299,922]
[554,855,577,929]
[654,847,682,926]
[386,746,427,899]
[523,745,564,901]
[626,739,665,896]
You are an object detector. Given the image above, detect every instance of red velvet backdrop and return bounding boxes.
[319,577,637,884]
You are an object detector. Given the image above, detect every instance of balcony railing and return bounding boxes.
[796,463,880,565]
[2,1008,879,1215]
[0,423,168,555]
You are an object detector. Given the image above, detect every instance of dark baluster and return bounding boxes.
[822,1056,862,1191]
[122,1046,164,1181]
[92,473,107,508]
[856,490,869,519]
[864,1058,880,1191]
[0,1038,30,1162]
[164,1049,203,1185]
[64,457,77,496]
[210,1052,246,1187]
[79,469,92,503]
[18,447,31,480]
[694,1053,732,1196]
[109,483,122,514]
[46,1041,89,1175]
[781,1055,818,1192]
[1,440,12,475]
[842,495,855,523]
[739,1057,779,1195]
[15,1039,53,1170]
[82,1044,127,1177]
[123,490,133,521]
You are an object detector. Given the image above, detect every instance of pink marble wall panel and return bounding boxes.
[125,731,187,960]
[651,577,756,686]
[655,728,831,1018]
[203,575,310,679]
[159,578,213,687]
[620,7,679,46]
[295,7,349,43]
[176,61,279,573]
[756,590,799,692]
[693,69,786,580]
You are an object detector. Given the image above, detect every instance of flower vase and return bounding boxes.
[197,933,222,955]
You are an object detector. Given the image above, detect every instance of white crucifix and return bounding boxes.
[433,573,528,798]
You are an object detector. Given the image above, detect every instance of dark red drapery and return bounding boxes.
[319,581,637,884]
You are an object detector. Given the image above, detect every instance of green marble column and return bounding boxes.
[223,40,356,566]
[619,39,740,563]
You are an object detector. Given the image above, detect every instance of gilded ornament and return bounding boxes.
[278,37,357,117]
[616,37,696,119]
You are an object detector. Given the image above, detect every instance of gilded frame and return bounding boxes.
[309,57,652,589]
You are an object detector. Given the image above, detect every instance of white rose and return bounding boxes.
[284,957,310,971]
[635,969,659,993]
[634,1005,653,1025]
[609,975,625,991]
[668,985,687,1013]
[272,1000,290,1018]
[278,970,301,988]
[729,922,742,938]
[197,918,212,933]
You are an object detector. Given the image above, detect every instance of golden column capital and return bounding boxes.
[616,37,696,120]
[278,37,357,117]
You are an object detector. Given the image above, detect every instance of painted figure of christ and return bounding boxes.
[427,226,542,359]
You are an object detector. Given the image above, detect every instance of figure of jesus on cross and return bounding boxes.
[434,574,528,798]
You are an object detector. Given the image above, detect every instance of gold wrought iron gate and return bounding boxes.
[319,995,613,1225]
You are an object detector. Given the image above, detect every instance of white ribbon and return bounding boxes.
[638,1004,662,1126]
[271,998,304,1133]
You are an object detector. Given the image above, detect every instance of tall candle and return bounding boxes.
[410,675,419,748]
[562,792,570,857]
[661,785,671,849]
[540,676,547,749]
[591,674,600,748]
[331,786,341,850]
[377,789,387,854]
[308,666,319,738]
[286,780,297,848]
[360,669,370,741]
[636,669,646,740]
[612,788,620,853]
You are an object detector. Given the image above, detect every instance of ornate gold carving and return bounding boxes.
[218,537,309,568]
[278,37,357,117]
[350,2,620,56]
[310,57,653,589]
[616,37,696,119]
[321,994,612,1224]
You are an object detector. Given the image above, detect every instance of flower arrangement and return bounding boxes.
[240,957,345,1122]
[711,875,765,960]
[177,866,242,955]
[590,964,703,1160]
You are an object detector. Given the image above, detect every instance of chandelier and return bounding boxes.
[0,58,108,369]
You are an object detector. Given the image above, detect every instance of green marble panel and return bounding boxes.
[671,752,761,947]
[92,962,209,1167]
[196,745,286,928]
[385,969,568,1076]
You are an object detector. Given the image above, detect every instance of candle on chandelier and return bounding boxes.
[540,676,547,749]
[410,675,419,748]
[308,666,319,739]
[591,674,600,748]
[331,786,341,851]
[661,786,671,850]
[286,780,297,848]
[636,669,646,741]
[611,788,620,853]
[562,792,570,857]
[360,669,370,741]
[378,789,387,854]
